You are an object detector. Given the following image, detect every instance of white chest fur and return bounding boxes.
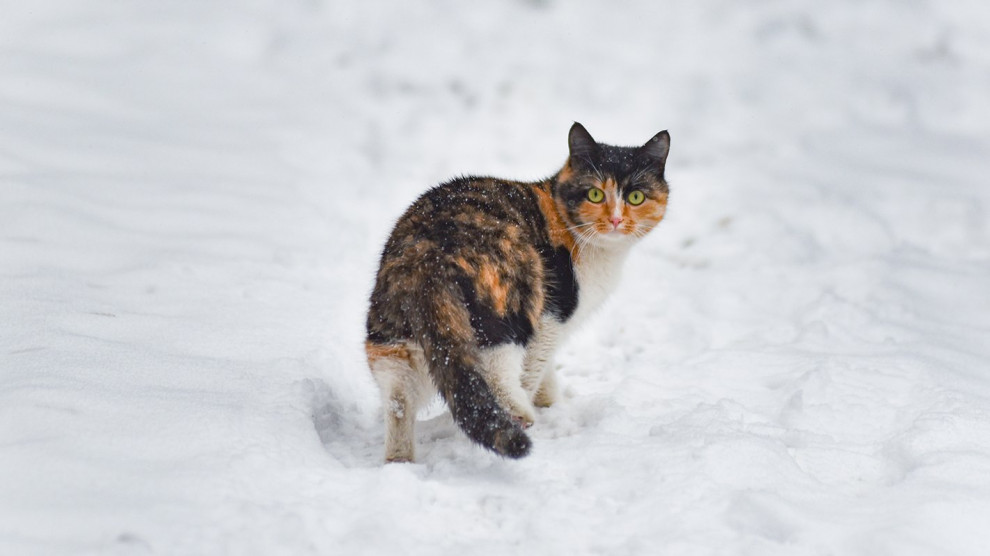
[520,243,631,399]
[568,244,630,329]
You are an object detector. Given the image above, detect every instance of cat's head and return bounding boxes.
[554,122,669,248]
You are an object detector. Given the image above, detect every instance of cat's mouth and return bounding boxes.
[593,226,635,244]
[606,221,635,235]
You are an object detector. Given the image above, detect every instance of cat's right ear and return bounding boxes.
[568,122,597,160]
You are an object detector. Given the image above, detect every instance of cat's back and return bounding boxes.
[383,176,547,258]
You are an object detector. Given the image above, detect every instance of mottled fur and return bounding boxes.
[366,123,670,462]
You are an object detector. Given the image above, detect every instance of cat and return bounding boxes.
[365,123,670,462]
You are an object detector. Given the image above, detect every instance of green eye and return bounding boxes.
[587,188,605,203]
[627,190,646,205]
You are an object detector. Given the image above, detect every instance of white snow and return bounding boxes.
[3,1,990,554]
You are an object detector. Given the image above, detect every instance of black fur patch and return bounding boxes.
[540,245,578,321]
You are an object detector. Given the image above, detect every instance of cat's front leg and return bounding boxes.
[532,367,559,408]
[523,315,564,408]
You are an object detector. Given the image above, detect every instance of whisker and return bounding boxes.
[577,227,598,253]
[565,222,597,233]
[630,166,651,185]
[572,227,592,256]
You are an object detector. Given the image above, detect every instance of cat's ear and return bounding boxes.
[638,130,670,175]
[568,122,597,160]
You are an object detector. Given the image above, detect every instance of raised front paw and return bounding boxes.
[493,386,536,429]
[511,413,534,429]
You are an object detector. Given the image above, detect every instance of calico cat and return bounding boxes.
[366,123,670,462]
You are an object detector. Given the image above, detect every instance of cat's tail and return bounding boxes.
[407,283,532,459]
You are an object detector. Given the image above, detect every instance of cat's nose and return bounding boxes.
[610,216,624,229]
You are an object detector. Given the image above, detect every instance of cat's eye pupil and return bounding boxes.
[628,190,645,205]
[587,188,604,203]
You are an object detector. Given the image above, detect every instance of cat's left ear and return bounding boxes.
[638,130,670,176]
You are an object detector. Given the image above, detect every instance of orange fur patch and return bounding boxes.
[365,341,411,365]
[531,182,578,257]
[477,262,510,316]
[577,199,611,235]
[454,256,473,274]
[634,191,668,230]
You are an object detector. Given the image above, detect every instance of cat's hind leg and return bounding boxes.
[478,343,537,428]
[366,341,434,463]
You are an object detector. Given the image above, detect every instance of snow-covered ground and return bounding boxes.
[3,1,990,554]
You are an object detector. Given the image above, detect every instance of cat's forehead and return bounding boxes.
[597,144,637,166]
[578,144,644,178]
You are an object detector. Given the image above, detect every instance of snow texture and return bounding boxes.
[2,1,990,554]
